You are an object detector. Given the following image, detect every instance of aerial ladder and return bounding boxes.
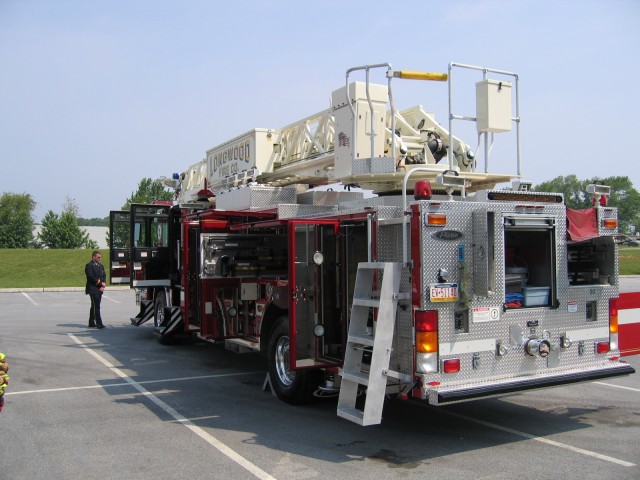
[167,62,521,208]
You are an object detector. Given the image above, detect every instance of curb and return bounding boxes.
[0,286,131,293]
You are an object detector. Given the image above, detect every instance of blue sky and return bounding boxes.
[1,0,638,221]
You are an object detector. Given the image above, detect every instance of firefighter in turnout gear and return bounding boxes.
[0,352,8,413]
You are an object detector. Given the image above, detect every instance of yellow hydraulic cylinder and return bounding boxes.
[392,70,448,81]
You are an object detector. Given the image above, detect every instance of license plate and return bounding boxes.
[429,283,459,302]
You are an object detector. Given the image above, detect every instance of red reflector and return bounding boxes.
[443,358,460,373]
[416,310,438,332]
[609,356,619,361]
[427,381,440,386]
[596,341,610,354]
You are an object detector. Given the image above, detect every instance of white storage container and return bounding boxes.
[522,286,550,307]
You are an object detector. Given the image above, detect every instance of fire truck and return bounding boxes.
[109,62,635,426]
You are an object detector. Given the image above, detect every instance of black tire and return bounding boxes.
[154,292,167,328]
[154,292,177,345]
[267,317,315,405]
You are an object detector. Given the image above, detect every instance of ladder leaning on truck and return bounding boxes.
[109,62,636,426]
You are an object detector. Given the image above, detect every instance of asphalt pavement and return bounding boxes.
[0,288,639,480]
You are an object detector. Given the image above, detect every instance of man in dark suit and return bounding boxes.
[85,251,107,329]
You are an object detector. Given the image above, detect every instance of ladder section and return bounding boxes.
[337,262,402,426]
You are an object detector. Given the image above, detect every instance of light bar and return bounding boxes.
[436,173,466,188]
[587,184,611,196]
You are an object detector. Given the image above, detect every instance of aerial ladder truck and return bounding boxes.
[110,62,635,425]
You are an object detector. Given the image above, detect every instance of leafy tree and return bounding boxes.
[77,217,109,226]
[122,178,173,210]
[534,175,590,209]
[0,192,36,248]
[37,198,98,249]
[594,176,640,234]
[534,175,640,234]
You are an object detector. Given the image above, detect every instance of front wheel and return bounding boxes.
[267,317,315,405]
[154,292,177,345]
[154,292,167,328]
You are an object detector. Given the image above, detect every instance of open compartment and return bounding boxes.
[503,214,557,308]
[567,236,615,286]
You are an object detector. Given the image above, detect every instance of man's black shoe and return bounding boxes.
[96,324,105,329]
[88,324,97,328]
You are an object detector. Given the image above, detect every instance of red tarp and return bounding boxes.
[566,207,599,242]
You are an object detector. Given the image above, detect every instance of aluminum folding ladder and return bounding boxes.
[337,262,403,426]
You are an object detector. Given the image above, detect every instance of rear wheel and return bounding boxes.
[267,317,315,404]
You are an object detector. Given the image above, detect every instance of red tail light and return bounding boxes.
[415,310,438,332]
[596,341,610,354]
[415,310,439,372]
[609,298,619,334]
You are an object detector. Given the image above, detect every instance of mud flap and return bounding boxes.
[160,306,183,336]
[130,300,154,326]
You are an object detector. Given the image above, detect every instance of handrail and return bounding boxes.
[400,166,451,266]
[345,64,395,162]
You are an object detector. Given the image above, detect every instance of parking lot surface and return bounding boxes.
[1,289,639,480]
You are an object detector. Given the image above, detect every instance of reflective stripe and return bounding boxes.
[440,338,496,355]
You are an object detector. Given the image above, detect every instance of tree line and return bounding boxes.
[533,175,640,234]
[0,175,638,249]
[0,178,173,249]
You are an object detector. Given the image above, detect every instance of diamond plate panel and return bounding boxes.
[297,191,364,205]
[276,204,337,219]
[351,157,396,175]
[412,198,622,399]
[376,221,413,373]
[216,185,296,210]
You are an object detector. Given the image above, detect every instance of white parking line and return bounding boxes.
[592,381,640,392]
[102,294,120,304]
[5,371,264,396]
[68,333,276,480]
[21,292,37,305]
[439,408,635,467]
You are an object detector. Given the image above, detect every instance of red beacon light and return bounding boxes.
[414,180,432,200]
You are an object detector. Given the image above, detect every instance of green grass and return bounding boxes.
[0,249,110,288]
[1,246,639,289]
[619,246,640,276]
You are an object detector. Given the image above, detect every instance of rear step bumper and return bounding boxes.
[429,363,636,405]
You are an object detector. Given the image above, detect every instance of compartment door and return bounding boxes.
[473,208,495,297]
[130,203,171,286]
[109,210,131,285]
[288,219,342,369]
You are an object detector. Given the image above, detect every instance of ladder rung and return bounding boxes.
[341,370,370,385]
[352,298,380,308]
[337,407,365,425]
[357,262,388,270]
[348,333,375,347]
